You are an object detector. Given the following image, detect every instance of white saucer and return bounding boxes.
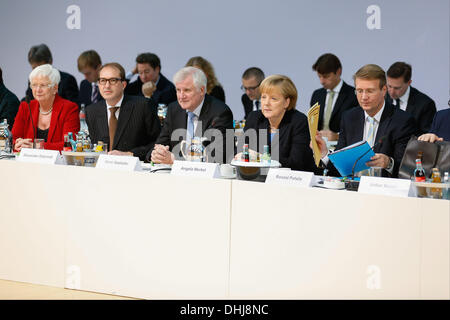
[220,173,237,179]
[323,178,345,190]
[230,159,281,168]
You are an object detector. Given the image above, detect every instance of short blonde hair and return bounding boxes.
[353,64,386,89]
[259,75,297,110]
[78,50,102,71]
[142,81,156,98]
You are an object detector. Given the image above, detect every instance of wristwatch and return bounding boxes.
[386,157,394,171]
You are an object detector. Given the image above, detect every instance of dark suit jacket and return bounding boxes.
[25,70,79,105]
[430,108,450,141]
[11,94,80,151]
[241,94,254,119]
[151,94,234,163]
[0,83,20,130]
[310,81,358,133]
[125,73,177,106]
[85,95,161,161]
[79,79,103,107]
[327,102,416,178]
[386,86,436,135]
[245,109,315,172]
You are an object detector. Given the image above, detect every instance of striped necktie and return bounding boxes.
[91,84,99,103]
[358,116,377,177]
[366,116,376,147]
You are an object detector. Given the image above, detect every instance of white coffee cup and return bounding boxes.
[220,164,236,177]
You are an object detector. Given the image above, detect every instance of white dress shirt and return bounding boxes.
[395,86,410,111]
[253,99,260,111]
[363,102,385,144]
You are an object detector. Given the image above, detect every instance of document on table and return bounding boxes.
[307,103,321,167]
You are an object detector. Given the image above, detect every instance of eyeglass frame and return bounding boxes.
[30,83,54,90]
[354,88,381,96]
[97,78,124,86]
[240,83,261,92]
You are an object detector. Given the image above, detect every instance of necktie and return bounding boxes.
[323,90,335,130]
[91,84,99,103]
[395,98,401,109]
[109,107,119,151]
[366,116,376,147]
[187,111,196,144]
[254,100,260,111]
[358,116,376,177]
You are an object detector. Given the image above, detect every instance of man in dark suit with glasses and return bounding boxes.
[85,62,160,161]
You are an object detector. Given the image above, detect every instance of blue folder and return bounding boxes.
[328,140,375,177]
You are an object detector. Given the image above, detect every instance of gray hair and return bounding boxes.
[29,64,60,86]
[173,66,207,92]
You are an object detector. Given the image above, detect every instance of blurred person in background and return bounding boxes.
[386,61,436,135]
[77,50,103,107]
[125,52,176,105]
[24,44,79,104]
[185,56,225,102]
[310,53,358,142]
[241,67,265,119]
[418,99,450,142]
[0,67,20,129]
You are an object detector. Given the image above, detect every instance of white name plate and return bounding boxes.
[265,169,314,188]
[96,155,142,171]
[358,176,414,198]
[17,148,62,165]
[171,160,220,179]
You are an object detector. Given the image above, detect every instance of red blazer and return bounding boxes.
[12,94,80,151]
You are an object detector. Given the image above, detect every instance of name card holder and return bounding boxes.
[17,148,62,165]
[358,176,414,198]
[96,154,142,172]
[171,160,220,179]
[265,168,314,188]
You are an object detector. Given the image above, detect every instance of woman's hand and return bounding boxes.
[14,138,33,151]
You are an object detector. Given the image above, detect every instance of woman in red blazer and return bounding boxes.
[12,64,79,151]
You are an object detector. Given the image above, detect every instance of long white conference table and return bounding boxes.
[0,160,448,299]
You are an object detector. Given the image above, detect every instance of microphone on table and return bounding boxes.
[350,135,387,180]
[27,101,37,149]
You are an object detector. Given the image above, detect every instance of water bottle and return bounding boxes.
[79,104,89,133]
[261,144,271,164]
[0,119,13,153]
[443,172,449,200]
